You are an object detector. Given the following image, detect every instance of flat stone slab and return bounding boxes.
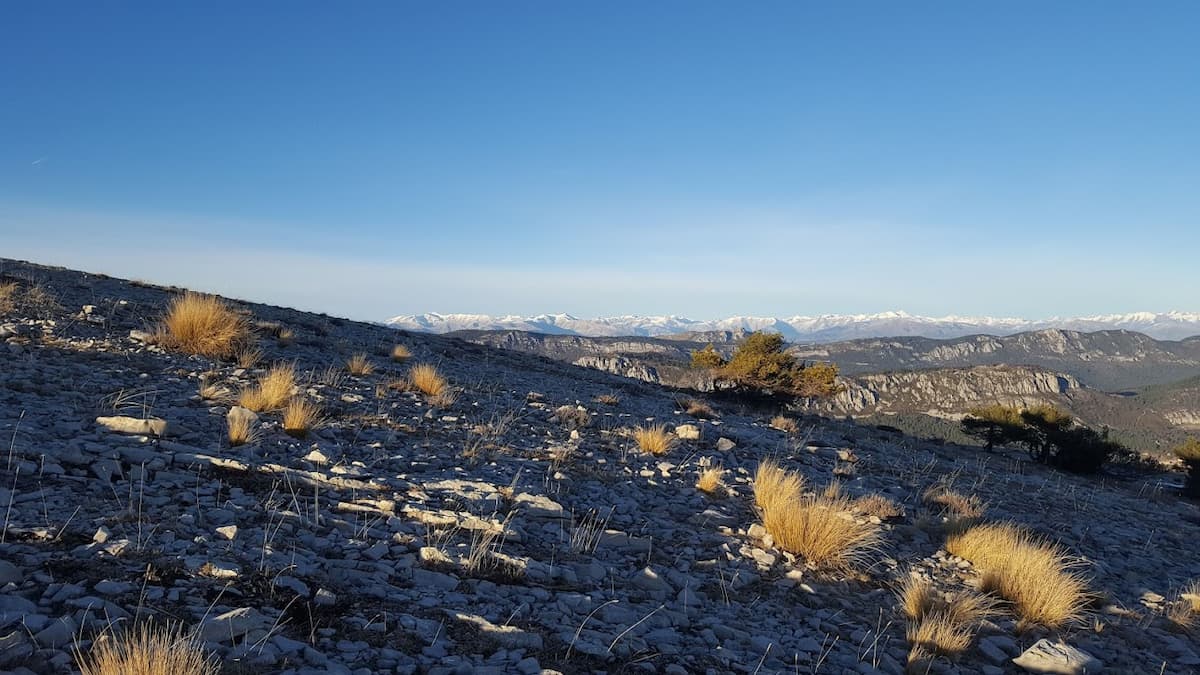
[1013,639,1103,674]
[95,416,168,437]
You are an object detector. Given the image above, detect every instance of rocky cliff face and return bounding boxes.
[572,355,661,384]
[810,365,1082,417]
[792,329,1200,391]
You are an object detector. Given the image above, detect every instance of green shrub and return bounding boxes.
[715,332,840,399]
[690,344,726,369]
[960,403,1123,474]
[960,404,1025,450]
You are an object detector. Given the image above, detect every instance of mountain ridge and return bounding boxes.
[387,310,1200,341]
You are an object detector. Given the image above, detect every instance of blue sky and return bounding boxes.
[3,2,1198,321]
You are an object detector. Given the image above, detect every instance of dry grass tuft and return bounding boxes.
[753,459,878,569]
[282,398,322,439]
[696,467,724,495]
[899,576,939,621]
[157,292,250,359]
[679,398,717,418]
[276,328,295,346]
[923,484,986,519]
[946,522,1090,628]
[854,493,904,520]
[594,393,620,406]
[1167,580,1200,631]
[898,576,996,663]
[769,415,799,434]
[632,424,675,455]
[345,352,375,376]
[227,413,256,447]
[409,364,448,398]
[198,376,230,402]
[762,492,880,570]
[0,281,16,314]
[753,459,806,513]
[238,363,296,412]
[391,344,412,362]
[76,621,218,675]
[234,345,263,369]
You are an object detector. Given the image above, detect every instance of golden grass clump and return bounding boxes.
[76,621,218,675]
[753,459,877,569]
[227,412,256,447]
[632,424,675,455]
[946,522,1090,628]
[391,344,412,362]
[282,398,322,439]
[769,415,799,434]
[0,281,16,314]
[157,292,250,359]
[854,493,904,520]
[238,363,296,412]
[753,459,806,513]
[899,576,939,621]
[898,576,996,669]
[276,328,295,346]
[923,484,986,519]
[762,492,880,570]
[594,393,620,406]
[409,364,448,398]
[346,352,375,376]
[679,398,717,419]
[696,467,724,495]
[235,345,263,369]
[1167,580,1200,631]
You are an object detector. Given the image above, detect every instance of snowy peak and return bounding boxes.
[384,311,1200,342]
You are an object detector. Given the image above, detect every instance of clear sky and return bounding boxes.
[3,2,1198,321]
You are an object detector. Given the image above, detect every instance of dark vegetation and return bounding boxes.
[691,332,841,400]
[1175,438,1200,497]
[960,404,1129,474]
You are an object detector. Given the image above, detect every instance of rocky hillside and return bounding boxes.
[2,259,1200,674]
[451,328,1200,454]
[809,366,1083,419]
[793,330,1200,392]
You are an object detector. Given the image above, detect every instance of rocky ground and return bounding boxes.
[0,258,1198,674]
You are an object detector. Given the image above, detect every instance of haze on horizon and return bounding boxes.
[3,2,1199,323]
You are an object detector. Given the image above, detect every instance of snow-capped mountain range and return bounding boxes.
[384,310,1200,342]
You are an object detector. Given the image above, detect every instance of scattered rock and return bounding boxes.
[1013,639,1104,674]
[95,415,168,437]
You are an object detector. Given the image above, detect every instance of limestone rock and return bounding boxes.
[1013,639,1103,674]
[95,416,168,437]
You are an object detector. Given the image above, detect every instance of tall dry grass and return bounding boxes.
[346,353,374,376]
[753,460,878,569]
[76,621,218,675]
[157,292,250,359]
[409,364,448,398]
[946,522,1090,628]
[0,281,16,314]
[238,363,296,412]
[898,575,996,671]
[753,459,806,513]
[696,467,724,495]
[632,424,675,455]
[227,413,256,447]
[762,493,880,570]
[282,398,321,439]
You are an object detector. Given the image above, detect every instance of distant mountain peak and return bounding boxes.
[384,310,1200,342]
